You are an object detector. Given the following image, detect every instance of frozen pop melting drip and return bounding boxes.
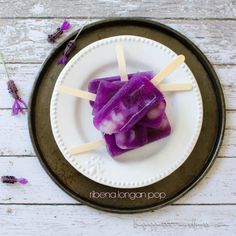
[88,71,171,157]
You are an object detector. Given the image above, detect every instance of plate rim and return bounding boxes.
[50,34,203,188]
[28,18,225,213]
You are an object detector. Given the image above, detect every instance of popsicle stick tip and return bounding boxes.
[158,83,192,92]
[57,85,96,101]
[69,139,105,155]
[151,54,186,86]
[179,54,185,61]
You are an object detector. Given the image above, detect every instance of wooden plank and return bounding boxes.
[0,109,234,157]
[0,0,235,19]
[0,19,235,64]
[166,20,236,66]
[216,65,236,110]
[0,157,236,204]
[219,111,236,157]
[0,204,235,235]
[0,110,35,156]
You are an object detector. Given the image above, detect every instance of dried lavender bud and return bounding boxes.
[57,40,76,65]
[7,80,19,99]
[1,176,18,184]
[1,176,28,185]
[48,20,71,43]
[0,53,28,116]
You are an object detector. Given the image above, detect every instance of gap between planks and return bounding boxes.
[1,203,236,206]
[0,155,233,158]
[0,17,236,21]
[2,62,236,66]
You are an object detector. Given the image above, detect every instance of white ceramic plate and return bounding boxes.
[50,35,203,189]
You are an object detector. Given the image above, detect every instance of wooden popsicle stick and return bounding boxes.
[115,44,128,81]
[151,55,185,86]
[69,139,105,155]
[158,83,192,92]
[57,85,96,101]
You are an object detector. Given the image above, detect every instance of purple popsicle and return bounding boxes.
[89,71,166,129]
[94,80,148,153]
[88,71,154,106]
[88,73,171,156]
[88,71,154,94]
[93,73,164,134]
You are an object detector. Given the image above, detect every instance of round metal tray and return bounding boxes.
[28,18,225,213]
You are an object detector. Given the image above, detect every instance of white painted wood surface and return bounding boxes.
[0,0,236,235]
[1,205,236,236]
[0,19,235,64]
[0,0,235,18]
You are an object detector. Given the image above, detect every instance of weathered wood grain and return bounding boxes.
[0,64,235,109]
[0,19,235,64]
[0,156,75,204]
[0,110,34,156]
[0,157,236,204]
[0,0,235,19]
[0,204,235,236]
[216,65,236,110]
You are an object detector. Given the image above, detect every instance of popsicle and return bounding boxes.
[93,54,185,134]
[88,71,154,94]
[92,79,169,153]
[93,73,165,134]
[92,79,166,128]
[88,71,154,106]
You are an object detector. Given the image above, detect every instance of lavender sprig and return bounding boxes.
[57,19,89,65]
[48,20,71,43]
[0,53,28,115]
[1,176,28,185]
[7,80,28,115]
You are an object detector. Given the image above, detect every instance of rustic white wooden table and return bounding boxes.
[0,1,235,235]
